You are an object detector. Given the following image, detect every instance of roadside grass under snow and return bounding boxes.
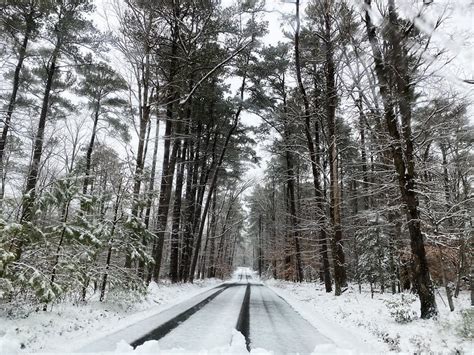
[0,278,222,353]
[267,279,473,354]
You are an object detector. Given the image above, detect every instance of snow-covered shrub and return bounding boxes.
[105,286,146,311]
[0,220,22,298]
[383,293,417,323]
[409,334,431,352]
[374,330,400,352]
[456,308,473,339]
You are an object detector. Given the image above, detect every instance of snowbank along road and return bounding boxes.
[79,268,332,353]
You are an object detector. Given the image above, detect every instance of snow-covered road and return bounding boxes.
[249,285,331,353]
[80,268,332,353]
[157,285,247,350]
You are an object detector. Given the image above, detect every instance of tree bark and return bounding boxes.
[364,0,437,318]
[169,123,187,282]
[323,2,346,295]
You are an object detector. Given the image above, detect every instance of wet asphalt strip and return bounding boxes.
[235,284,251,351]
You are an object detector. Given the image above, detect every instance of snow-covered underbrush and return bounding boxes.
[268,279,472,354]
[0,278,222,353]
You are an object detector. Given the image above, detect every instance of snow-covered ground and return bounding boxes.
[267,279,472,354]
[1,271,471,355]
[0,279,222,354]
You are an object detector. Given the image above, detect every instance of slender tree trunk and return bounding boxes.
[206,192,218,278]
[20,36,61,226]
[454,241,464,298]
[0,13,34,212]
[257,214,263,278]
[169,130,187,282]
[324,4,346,295]
[44,199,72,311]
[81,100,101,206]
[357,96,370,210]
[295,0,331,291]
[315,120,332,292]
[284,184,292,281]
[100,185,122,301]
[179,124,202,281]
[271,177,278,279]
[285,138,303,282]
[199,213,212,279]
[471,241,474,306]
[131,53,151,215]
[152,114,179,280]
[216,196,236,277]
[139,116,159,280]
[436,243,455,311]
[125,46,152,268]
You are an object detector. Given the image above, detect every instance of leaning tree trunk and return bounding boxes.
[364,0,437,318]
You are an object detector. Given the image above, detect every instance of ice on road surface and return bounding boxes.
[249,285,332,354]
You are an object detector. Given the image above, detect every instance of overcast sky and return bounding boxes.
[91,0,473,187]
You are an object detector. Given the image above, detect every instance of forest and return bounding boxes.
[0,0,472,326]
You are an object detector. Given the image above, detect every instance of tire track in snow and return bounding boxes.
[130,286,228,348]
[156,284,248,350]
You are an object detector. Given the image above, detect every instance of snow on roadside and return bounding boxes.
[107,330,271,354]
[0,278,222,354]
[267,279,472,354]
